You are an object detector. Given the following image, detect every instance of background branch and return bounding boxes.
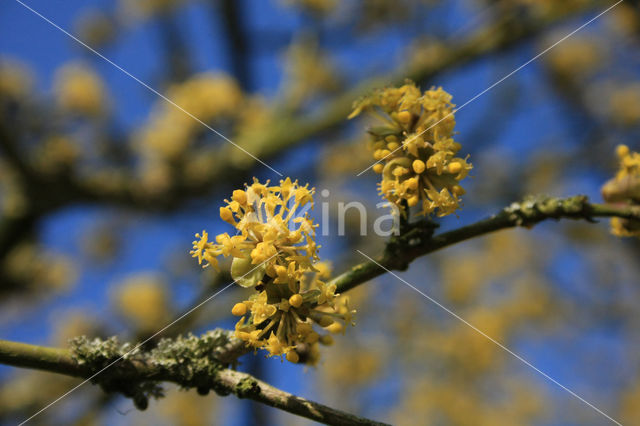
[57,4,591,211]
[331,195,640,293]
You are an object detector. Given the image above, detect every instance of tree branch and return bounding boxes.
[330,195,640,293]
[0,339,80,377]
[2,194,636,424]
[0,336,388,426]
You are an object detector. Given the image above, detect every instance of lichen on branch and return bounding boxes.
[0,336,388,426]
[69,330,233,409]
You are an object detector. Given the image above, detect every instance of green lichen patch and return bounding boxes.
[68,329,233,410]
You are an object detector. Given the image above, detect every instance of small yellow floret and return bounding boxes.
[289,294,303,308]
[412,159,426,174]
[451,185,466,196]
[373,163,384,173]
[326,322,344,334]
[392,166,408,177]
[448,162,463,174]
[232,303,247,316]
[232,189,247,205]
[617,144,630,158]
[406,177,418,190]
[220,206,234,224]
[397,110,412,123]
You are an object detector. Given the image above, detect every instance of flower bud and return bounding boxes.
[286,351,299,363]
[412,159,426,174]
[232,303,247,316]
[289,294,303,308]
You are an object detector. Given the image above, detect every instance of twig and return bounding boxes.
[330,195,640,293]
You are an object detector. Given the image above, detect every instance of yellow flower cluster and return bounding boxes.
[54,63,108,117]
[191,178,318,280]
[136,73,243,160]
[192,179,354,362]
[602,145,640,237]
[350,81,472,216]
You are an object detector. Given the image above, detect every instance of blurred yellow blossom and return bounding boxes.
[158,385,216,426]
[136,73,243,160]
[0,59,32,100]
[607,3,640,37]
[620,380,640,424]
[3,243,77,293]
[392,376,545,426]
[323,346,382,387]
[0,161,28,218]
[319,138,376,176]
[54,63,108,117]
[609,83,640,127]
[113,273,170,332]
[34,135,81,174]
[544,37,601,79]
[230,96,279,167]
[407,39,447,74]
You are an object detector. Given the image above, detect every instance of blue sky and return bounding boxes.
[0,1,633,424]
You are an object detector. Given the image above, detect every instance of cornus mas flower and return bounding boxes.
[350,81,472,216]
[191,181,355,362]
[602,145,640,237]
[231,265,355,363]
[191,178,318,287]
